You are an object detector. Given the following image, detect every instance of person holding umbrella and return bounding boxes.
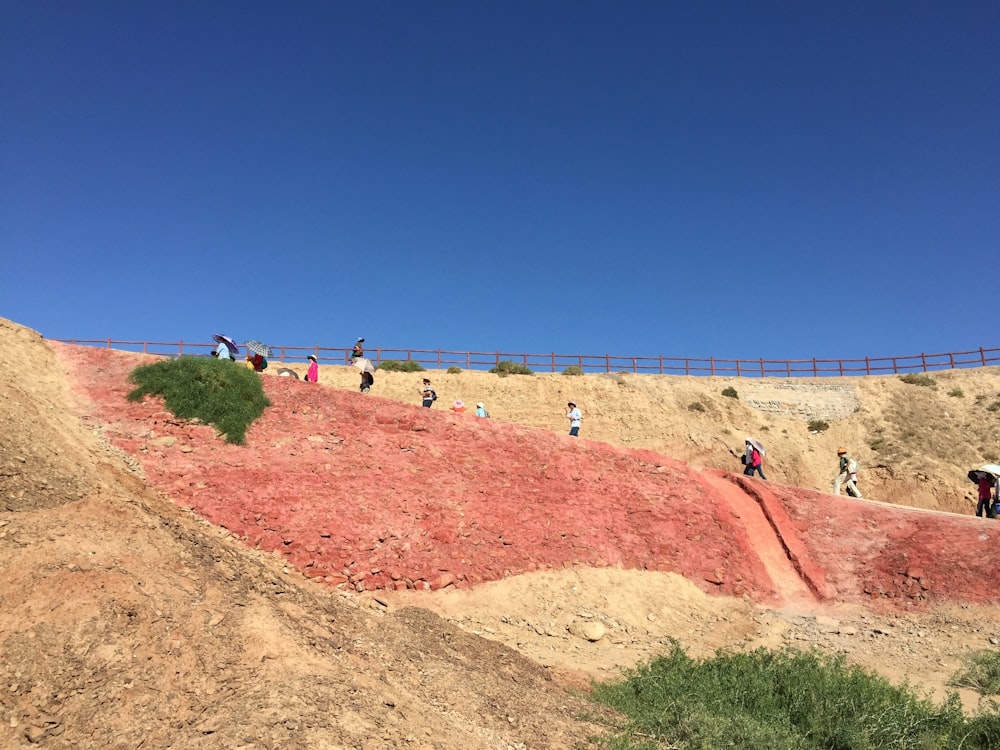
[743,438,767,480]
[212,334,238,361]
[975,472,996,518]
[244,340,271,372]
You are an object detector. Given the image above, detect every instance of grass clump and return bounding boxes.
[808,419,830,432]
[721,386,738,399]
[126,357,270,445]
[590,642,1000,749]
[900,373,937,387]
[489,360,533,376]
[687,402,707,413]
[948,388,964,398]
[562,365,584,376]
[377,359,425,372]
[446,366,462,374]
[950,650,1000,695]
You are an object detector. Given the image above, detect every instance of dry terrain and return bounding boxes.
[3,315,1000,749]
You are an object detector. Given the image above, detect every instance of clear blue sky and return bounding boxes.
[2,2,998,362]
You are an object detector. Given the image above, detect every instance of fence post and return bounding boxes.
[710,357,715,376]
[865,356,870,375]
[466,351,471,369]
[892,357,898,374]
[839,359,844,376]
[605,354,610,373]
[812,358,817,377]
[632,357,637,374]
[921,352,927,371]
[177,340,183,357]
[685,358,690,376]
[659,355,664,375]
[786,361,790,377]
[437,350,442,369]
[551,352,556,373]
[949,353,955,369]
[760,358,765,377]
[981,347,987,366]
[735,360,741,377]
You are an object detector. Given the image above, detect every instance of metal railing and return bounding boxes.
[52,338,1000,377]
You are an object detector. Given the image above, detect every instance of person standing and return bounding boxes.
[975,473,997,518]
[743,438,767,480]
[351,338,365,359]
[214,340,234,360]
[420,378,436,408]
[833,449,862,498]
[305,354,319,382]
[566,401,582,437]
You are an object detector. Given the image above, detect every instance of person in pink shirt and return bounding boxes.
[305,354,319,382]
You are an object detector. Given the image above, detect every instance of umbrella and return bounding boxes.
[244,340,272,358]
[212,334,239,355]
[747,438,766,457]
[968,464,1000,483]
[275,367,299,379]
[352,356,376,374]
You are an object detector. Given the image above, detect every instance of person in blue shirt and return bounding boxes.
[475,402,490,418]
[213,341,234,360]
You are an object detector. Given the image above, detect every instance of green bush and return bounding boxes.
[721,386,738,399]
[590,642,1000,749]
[900,373,937,387]
[489,360,533,376]
[377,359,425,372]
[808,419,830,432]
[950,650,1000,695]
[446,366,462,374]
[948,388,964,398]
[126,357,270,445]
[562,365,584,376]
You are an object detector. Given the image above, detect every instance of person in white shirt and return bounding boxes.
[566,401,582,437]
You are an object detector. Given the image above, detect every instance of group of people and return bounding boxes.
[740,440,863,499]
[419,379,491,418]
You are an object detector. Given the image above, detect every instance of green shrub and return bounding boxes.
[687,402,706,413]
[446,366,462,374]
[951,650,1000,695]
[591,641,1000,749]
[377,359,425,372]
[948,388,964,398]
[721,386,738,399]
[489,360,533,376]
[900,373,937,387]
[808,419,830,432]
[870,438,886,451]
[562,365,584,376]
[126,357,270,445]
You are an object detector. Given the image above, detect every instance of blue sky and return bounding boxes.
[2,1,998,364]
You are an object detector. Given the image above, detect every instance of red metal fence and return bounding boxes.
[53,339,1000,378]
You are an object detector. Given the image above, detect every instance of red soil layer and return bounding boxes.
[54,343,1000,609]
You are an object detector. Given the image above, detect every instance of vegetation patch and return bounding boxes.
[590,642,1000,749]
[687,402,706,413]
[948,388,964,398]
[489,360,534,376]
[950,650,1000,695]
[899,373,937,387]
[808,419,830,432]
[446,366,462,374]
[378,359,425,372]
[126,357,270,445]
[562,365,584,376]
[721,386,738,399]
[870,437,886,452]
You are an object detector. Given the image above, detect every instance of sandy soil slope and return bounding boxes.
[4,316,1000,747]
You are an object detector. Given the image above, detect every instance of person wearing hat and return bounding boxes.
[566,401,582,437]
[743,438,767,480]
[474,402,490,418]
[305,354,319,383]
[452,399,466,414]
[351,338,365,359]
[420,378,436,408]
[833,448,862,498]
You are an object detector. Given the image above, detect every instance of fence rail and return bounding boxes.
[52,339,1000,378]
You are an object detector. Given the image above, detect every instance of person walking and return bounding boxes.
[743,438,767,480]
[351,338,365,359]
[360,370,374,393]
[975,473,997,518]
[420,378,436,408]
[566,401,582,437]
[305,354,319,382]
[475,402,490,418]
[833,448,862,498]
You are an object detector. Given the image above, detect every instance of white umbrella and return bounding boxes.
[747,438,766,457]
[352,357,376,374]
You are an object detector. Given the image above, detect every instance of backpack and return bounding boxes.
[260,357,268,370]
[431,390,437,401]
[847,458,859,474]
